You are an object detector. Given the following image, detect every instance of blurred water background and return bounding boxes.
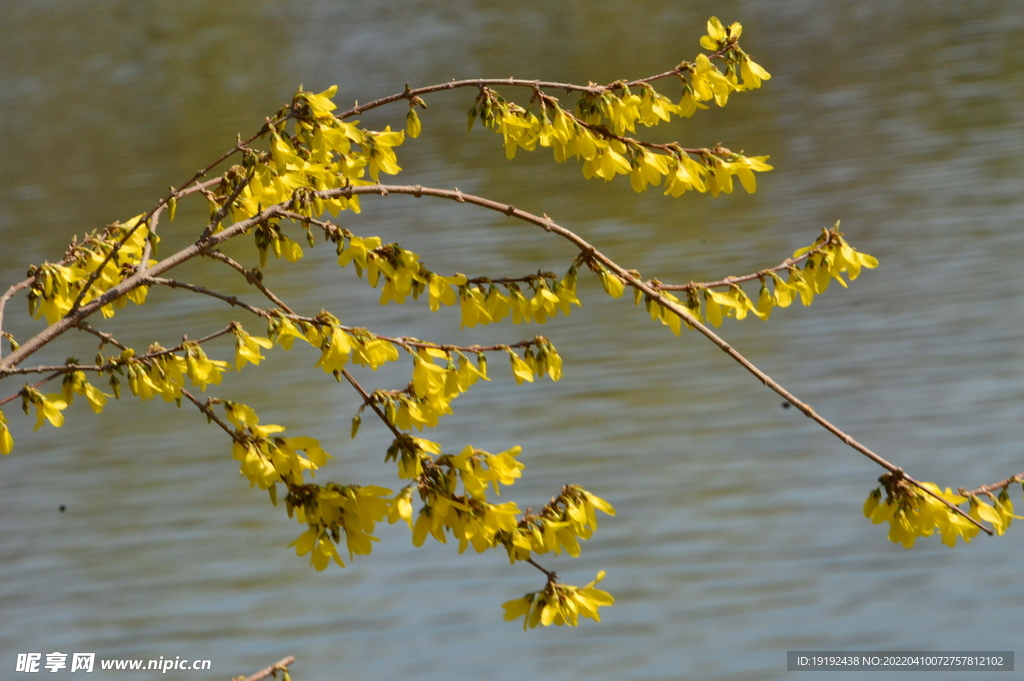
[2,2,1024,679]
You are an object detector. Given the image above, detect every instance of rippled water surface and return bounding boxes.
[2,2,1024,679]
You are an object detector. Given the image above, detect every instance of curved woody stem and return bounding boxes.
[326,183,992,535]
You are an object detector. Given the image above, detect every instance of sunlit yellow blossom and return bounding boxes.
[629,149,670,193]
[406,107,422,138]
[582,148,631,181]
[364,126,405,181]
[387,488,414,529]
[700,17,727,50]
[267,315,310,350]
[225,401,260,428]
[598,271,625,298]
[304,85,338,120]
[62,370,109,413]
[605,92,642,135]
[740,55,771,90]
[638,85,678,126]
[423,273,464,311]
[786,268,814,306]
[691,53,734,107]
[350,336,399,370]
[969,497,1006,536]
[183,342,230,391]
[508,352,535,385]
[721,154,773,193]
[233,327,274,370]
[26,390,68,430]
[0,409,13,454]
[314,325,352,373]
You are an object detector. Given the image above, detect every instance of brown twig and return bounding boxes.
[650,239,835,292]
[465,273,560,286]
[336,47,736,119]
[531,90,705,156]
[234,655,295,681]
[180,388,240,442]
[197,174,253,243]
[276,210,562,289]
[0,161,992,535]
[146,277,269,317]
[76,321,129,350]
[526,557,559,583]
[962,474,1024,498]
[341,368,403,441]
[0,277,34,360]
[138,203,161,272]
[202,250,297,314]
[0,372,63,408]
[1,321,543,381]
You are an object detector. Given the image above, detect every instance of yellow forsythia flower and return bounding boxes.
[598,271,625,298]
[0,409,12,454]
[406,108,422,138]
[233,327,273,370]
[303,85,338,120]
[33,393,67,430]
[508,352,535,385]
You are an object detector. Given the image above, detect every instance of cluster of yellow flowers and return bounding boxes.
[696,17,772,98]
[333,229,584,327]
[0,309,554,455]
[457,276,581,328]
[225,401,329,489]
[288,483,391,569]
[340,239,426,306]
[216,399,393,571]
[360,341,559,432]
[630,226,880,335]
[113,350,183,402]
[864,476,1021,548]
[499,484,616,563]
[252,221,305,269]
[471,86,772,197]
[114,343,229,401]
[213,391,605,586]
[378,434,617,626]
[19,85,401,347]
[410,492,522,555]
[394,442,616,556]
[502,571,614,629]
[26,215,153,324]
[226,87,394,228]
[388,347,490,431]
[262,423,613,604]
[467,17,772,197]
[447,444,526,499]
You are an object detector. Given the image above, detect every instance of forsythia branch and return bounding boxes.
[328,182,991,535]
[233,655,295,681]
